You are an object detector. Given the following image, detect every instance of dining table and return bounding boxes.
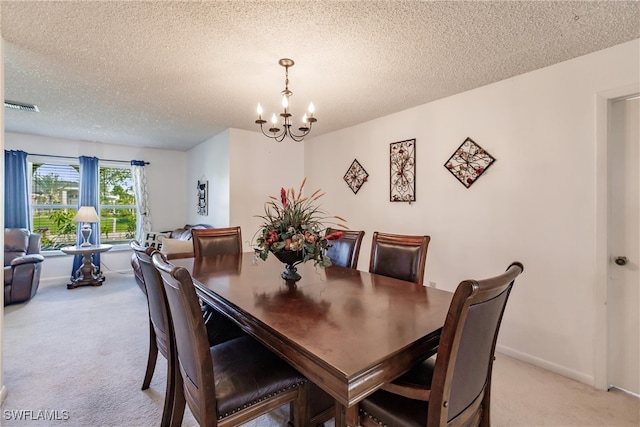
[171,252,453,426]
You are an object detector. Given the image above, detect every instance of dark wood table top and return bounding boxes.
[172,252,453,409]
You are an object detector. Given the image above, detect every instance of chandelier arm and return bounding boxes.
[286,130,306,142]
[287,122,313,142]
[258,122,287,142]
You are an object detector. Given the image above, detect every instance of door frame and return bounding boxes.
[594,83,640,391]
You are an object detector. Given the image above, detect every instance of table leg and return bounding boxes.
[67,253,105,289]
[335,401,359,427]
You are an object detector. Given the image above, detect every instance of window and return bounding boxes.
[98,165,137,246]
[30,161,137,250]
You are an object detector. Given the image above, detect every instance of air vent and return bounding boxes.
[4,100,39,112]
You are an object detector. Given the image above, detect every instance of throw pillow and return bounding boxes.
[161,238,194,257]
[144,231,171,251]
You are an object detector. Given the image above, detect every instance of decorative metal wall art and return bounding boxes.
[444,137,496,188]
[390,139,416,202]
[343,159,369,194]
[197,178,208,215]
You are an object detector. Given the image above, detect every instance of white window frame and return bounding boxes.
[28,157,138,252]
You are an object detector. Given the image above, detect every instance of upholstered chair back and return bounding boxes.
[428,262,523,426]
[369,232,430,285]
[4,229,44,306]
[192,227,242,258]
[131,242,172,360]
[153,252,217,424]
[324,228,365,269]
[4,228,40,266]
[359,262,524,427]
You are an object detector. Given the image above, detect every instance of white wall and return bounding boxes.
[4,133,188,281]
[303,39,640,386]
[229,128,304,251]
[186,127,304,252]
[186,130,231,227]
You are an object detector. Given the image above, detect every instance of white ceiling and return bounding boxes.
[2,1,639,151]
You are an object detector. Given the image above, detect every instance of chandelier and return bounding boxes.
[255,58,317,142]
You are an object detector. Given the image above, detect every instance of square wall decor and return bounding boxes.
[444,137,496,188]
[390,139,416,202]
[343,159,369,194]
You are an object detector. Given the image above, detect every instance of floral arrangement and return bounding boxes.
[255,178,346,268]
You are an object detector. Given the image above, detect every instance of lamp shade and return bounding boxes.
[73,206,99,223]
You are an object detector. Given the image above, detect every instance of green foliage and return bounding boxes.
[39,209,78,249]
[50,209,76,236]
[254,178,347,268]
[31,164,138,248]
[100,168,134,205]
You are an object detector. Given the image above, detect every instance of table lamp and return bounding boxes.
[73,206,99,247]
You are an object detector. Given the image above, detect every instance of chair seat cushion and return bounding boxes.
[360,389,428,427]
[394,356,436,388]
[211,336,305,419]
[360,357,436,427]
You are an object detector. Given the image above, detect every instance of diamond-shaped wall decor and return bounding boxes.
[444,137,496,188]
[343,159,369,194]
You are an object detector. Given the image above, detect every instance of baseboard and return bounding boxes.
[0,384,7,405]
[496,344,595,387]
[609,386,640,399]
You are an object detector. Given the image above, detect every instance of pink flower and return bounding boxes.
[264,229,279,245]
[280,187,288,208]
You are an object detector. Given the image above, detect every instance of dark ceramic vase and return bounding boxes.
[272,250,304,282]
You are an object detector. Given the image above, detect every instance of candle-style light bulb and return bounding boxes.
[282,95,289,109]
[302,113,308,123]
[271,113,278,125]
[257,103,263,117]
[308,102,315,116]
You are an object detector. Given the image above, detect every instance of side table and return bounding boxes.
[60,244,113,289]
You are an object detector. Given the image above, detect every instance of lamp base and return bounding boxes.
[80,225,92,247]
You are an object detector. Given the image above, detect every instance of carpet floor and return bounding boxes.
[1,272,638,426]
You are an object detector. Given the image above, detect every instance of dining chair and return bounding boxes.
[130,240,179,427]
[191,226,242,258]
[152,252,310,427]
[190,226,248,345]
[358,262,524,427]
[131,241,245,426]
[369,232,431,285]
[324,228,365,269]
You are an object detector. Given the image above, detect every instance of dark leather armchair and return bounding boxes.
[4,228,44,306]
[358,262,524,427]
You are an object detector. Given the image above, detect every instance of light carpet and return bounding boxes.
[1,272,638,426]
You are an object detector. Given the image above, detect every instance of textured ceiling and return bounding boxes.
[2,1,639,151]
